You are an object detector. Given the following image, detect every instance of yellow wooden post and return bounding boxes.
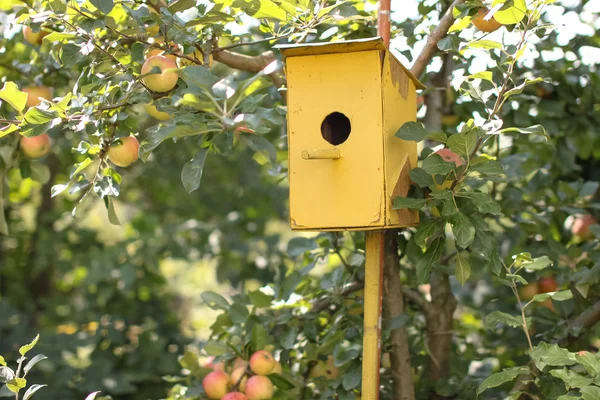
[362,231,384,400]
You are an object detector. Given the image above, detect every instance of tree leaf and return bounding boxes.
[19,335,39,356]
[422,154,455,175]
[452,213,476,249]
[485,310,524,330]
[6,378,26,393]
[0,81,27,113]
[531,342,576,370]
[455,252,471,285]
[0,367,15,384]
[395,121,429,142]
[581,385,600,400]
[524,256,553,271]
[23,354,47,377]
[392,197,427,210]
[409,168,435,188]
[499,124,548,138]
[84,392,102,400]
[446,130,478,157]
[549,368,593,389]
[201,291,230,310]
[90,0,114,13]
[181,148,208,194]
[575,351,600,376]
[23,384,46,400]
[268,373,295,390]
[0,357,5,367]
[492,0,526,24]
[416,238,445,283]
[106,197,121,226]
[476,366,530,395]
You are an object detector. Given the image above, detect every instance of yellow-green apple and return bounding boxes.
[22,85,52,108]
[202,371,230,399]
[309,355,339,380]
[271,362,282,375]
[229,368,247,392]
[21,133,51,159]
[22,26,49,45]
[571,215,597,240]
[222,393,248,400]
[472,8,502,32]
[244,376,273,400]
[518,283,539,301]
[144,103,171,121]
[249,350,276,376]
[107,136,140,167]
[434,148,464,167]
[142,55,178,93]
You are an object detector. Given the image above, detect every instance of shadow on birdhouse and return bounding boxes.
[277,37,425,231]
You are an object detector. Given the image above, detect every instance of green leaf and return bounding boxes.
[395,121,428,142]
[251,324,269,352]
[581,386,600,400]
[455,253,471,285]
[452,213,476,248]
[0,81,27,113]
[392,197,427,210]
[70,158,92,178]
[471,159,504,176]
[19,335,39,356]
[468,71,493,82]
[287,237,317,257]
[23,354,47,376]
[0,367,14,384]
[248,290,273,308]
[476,366,530,395]
[413,220,444,248]
[6,378,26,393]
[465,39,503,50]
[446,130,477,158]
[492,0,526,24]
[531,342,576,370]
[485,310,524,330]
[575,351,600,376]
[268,373,295,390]
[23,384,46,400]
[0,357,5,367]
[243,135,277,164]
[524,256,553,271]
[180,66,220,91]
[550,368,593,389]
[201,291,230,310]
[416,238,445,283]
[499,124,548,138]
[409,168,435,188]
[106,197,120,226]
[504,78,544,100]
[456,191,503,215]
[532,290,573,303]
[422,154,455,175]
[168,0,196,13]
[60,44,84,67]
[90,0,114,13]
[427,131,448,143]
[342,362,361,390]
[203,340,228,356]
[228,303,250,323]
[181,148,208,194]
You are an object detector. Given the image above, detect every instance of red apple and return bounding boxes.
[472,8,502,33]
[22,85,52,108]
[518,283,539,301]
[203,356,225,372]
[141,55,178,93]
[538,277,558,294]
[434,148,465,167]
[244,376,273,400]
[222,393,248,400]
[203,371,230,399]
[22,26,49,45]
[21,133,51,159]
[249,350,276,376]
[107,136,140,167]
[571,215,597,240]
[233,357,248,371]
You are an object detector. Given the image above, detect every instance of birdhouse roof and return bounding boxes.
[276,37,425,90]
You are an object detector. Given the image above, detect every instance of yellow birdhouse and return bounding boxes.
[278,37,425,231]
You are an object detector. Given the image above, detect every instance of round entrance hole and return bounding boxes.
[321,112,351,145]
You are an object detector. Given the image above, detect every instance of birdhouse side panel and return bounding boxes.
[285,51,386,230]
[382,53,419,227]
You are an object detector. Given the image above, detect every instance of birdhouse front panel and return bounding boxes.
[382,53,420,227]
[286,50,386,231]
[278,37,425,231]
